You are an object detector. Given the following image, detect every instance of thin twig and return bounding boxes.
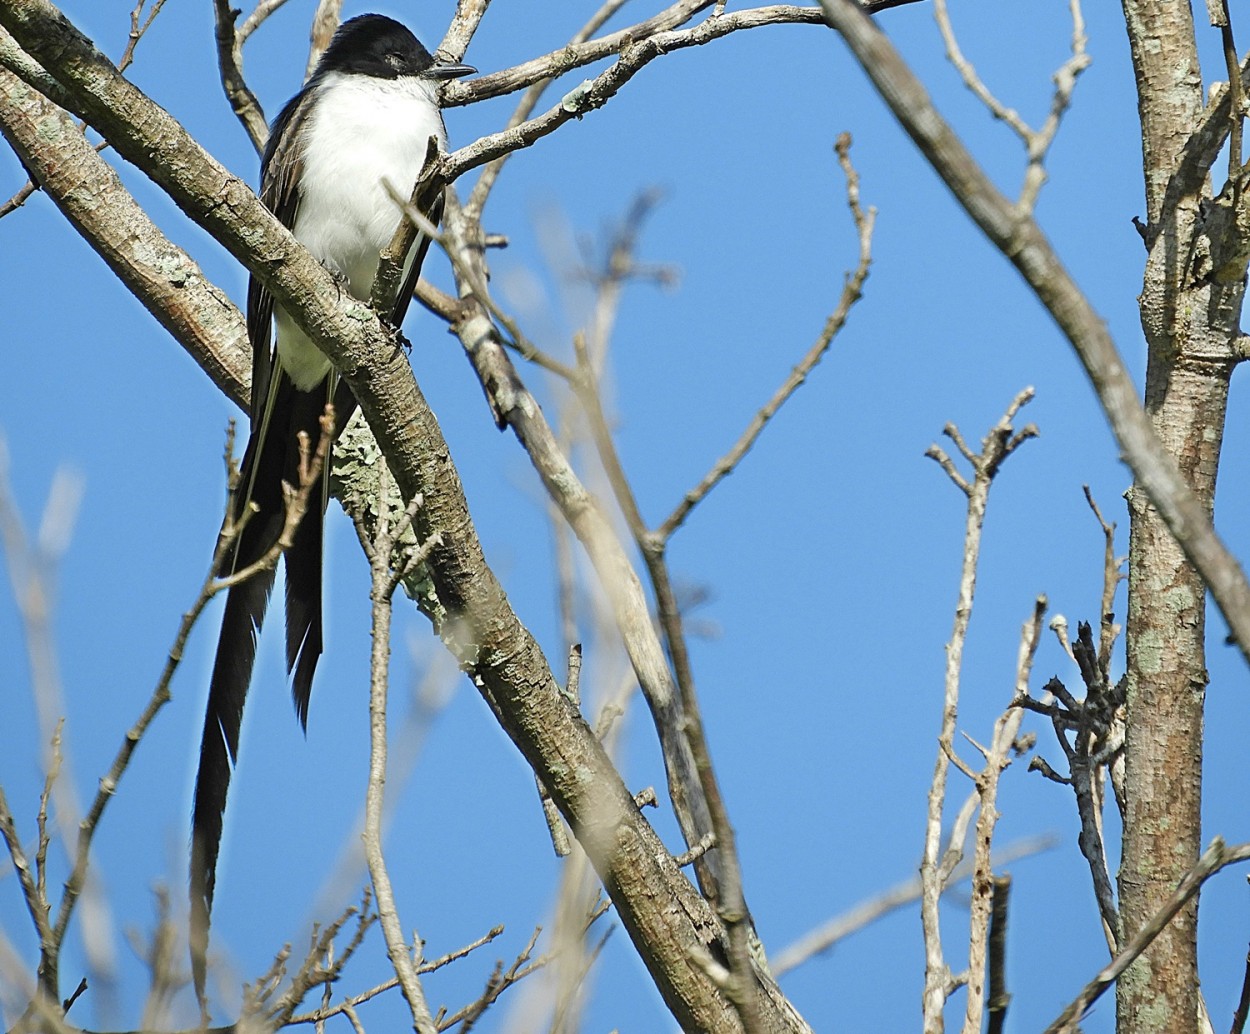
[658,134,874,539]
[117,0,169,73]
[259,892,375,1025]
[1083,485,1124,670]
[918,389,1036,1032]
[932,0,1089,212]
[288,924,507,1025]
[820,0,1250,662]
[464,0,632,219]
[437,928,543,1031]
[351,466,439,1034]
[1021,617,1124,953]
[211,0,268,153]
[238,0,295,42]
[35,723,61,921]
[1044,839,1250,1033]
[0,786,55,948]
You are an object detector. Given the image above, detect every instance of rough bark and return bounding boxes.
[1117,2,1245,1030]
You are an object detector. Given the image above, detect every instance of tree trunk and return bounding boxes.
[1118,2,1245,1030]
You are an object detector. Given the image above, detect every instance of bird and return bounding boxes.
[190,13,473,1005]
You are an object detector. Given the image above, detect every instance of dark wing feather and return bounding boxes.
[245,88,311,424]
[391,183,444,328]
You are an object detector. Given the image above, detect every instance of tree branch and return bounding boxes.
[1044,839,1250,1033]
[817,0,1250,667]
[0,4,813,1026]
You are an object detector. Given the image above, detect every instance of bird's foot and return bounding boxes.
[383,319,413,354]
[318,260,352,296]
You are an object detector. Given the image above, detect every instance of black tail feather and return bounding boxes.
[190,372,323,1004]
[284,384,328,728]
[287,379,361,723]
[190,558,273,1000]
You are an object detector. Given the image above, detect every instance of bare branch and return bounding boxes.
[463,0,632,218]
[257,891,375,1025]
[1044,839,1250,1033]
[932,0,1089,211]
[287,923,506,1025]
[117,0,168,73]
[985,876,1011,1034]
[0,785,55,951]
[917,390,1036,1032]
[1023,617,1125,954]
[305,0,341,74]
[771,835,1056,976]
[818,0,1250,663]
[349,467,440,1034]
[210,0,267,153]
[237,0,294,43]
[1082,485,1124,671]
[658,134,874,539]
[442,7,838,184]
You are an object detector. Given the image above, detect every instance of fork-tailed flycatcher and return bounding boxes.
[191,13,473,1003]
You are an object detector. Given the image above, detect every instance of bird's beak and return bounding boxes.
[430,60,476,81]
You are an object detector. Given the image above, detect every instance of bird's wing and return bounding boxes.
[246,86,311,428]
[389,138,446,329]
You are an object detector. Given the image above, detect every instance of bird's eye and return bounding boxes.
[384,52,405,71]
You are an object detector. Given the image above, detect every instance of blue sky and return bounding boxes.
[3,2,1249,1031]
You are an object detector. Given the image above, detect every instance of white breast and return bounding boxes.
[276,71,444,388]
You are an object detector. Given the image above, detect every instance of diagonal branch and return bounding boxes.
[658,133,874,540]
[0,61,249,405]
[210,0,268,154]
[818,0,1250,666]
[1043,839,1250,1033]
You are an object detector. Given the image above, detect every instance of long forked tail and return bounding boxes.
[189,372,336,1005]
